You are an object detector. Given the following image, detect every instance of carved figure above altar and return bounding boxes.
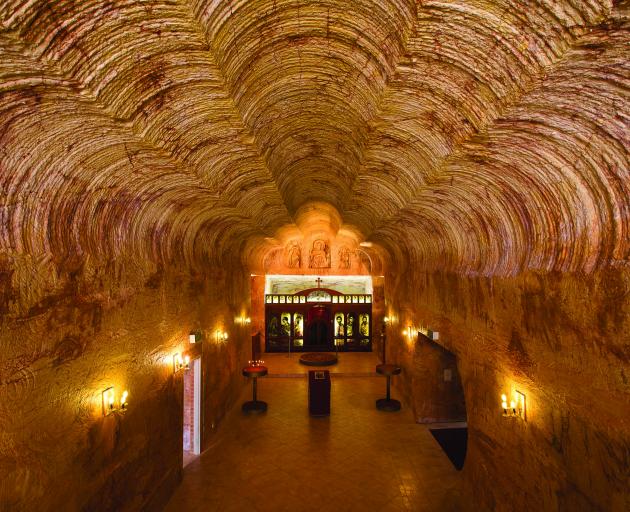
[309,239,330,268]
[338,246,351,269]
[286,241,301,268]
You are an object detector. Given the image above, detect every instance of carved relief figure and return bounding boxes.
[286,241,301,268]
[338,246,351,269]
[309,239,330,268]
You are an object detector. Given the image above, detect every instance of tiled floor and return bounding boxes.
[165,373,463,512]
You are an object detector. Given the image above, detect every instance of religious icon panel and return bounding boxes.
[265,288,372,353]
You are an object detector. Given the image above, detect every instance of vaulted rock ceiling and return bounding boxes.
[0,0,628,275]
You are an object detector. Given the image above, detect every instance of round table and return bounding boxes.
[242,365,268,413]
[375,363,402,412]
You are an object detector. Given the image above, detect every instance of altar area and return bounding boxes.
[261,352,379,377]
[262,275,378,353]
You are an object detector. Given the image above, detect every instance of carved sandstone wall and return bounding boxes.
[0,1,628,510]
[0,254,251,511]
[386,267,630,512]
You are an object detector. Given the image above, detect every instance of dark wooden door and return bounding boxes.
[306,319,329,347]
[306,305,331,348]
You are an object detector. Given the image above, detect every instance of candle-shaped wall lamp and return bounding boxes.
[514,390,526,419]
[173,353,191,372]
[120,390,129,411]
[501,391,526,420]
[102,387,129,416]
[102,387,115,416]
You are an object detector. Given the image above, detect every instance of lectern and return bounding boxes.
[308,370,331,416]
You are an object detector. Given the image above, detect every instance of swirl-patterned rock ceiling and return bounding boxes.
[0,0,628,276]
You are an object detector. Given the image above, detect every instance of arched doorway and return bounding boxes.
[414,332,468,470]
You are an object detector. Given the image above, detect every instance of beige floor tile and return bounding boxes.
[164,375,463,512]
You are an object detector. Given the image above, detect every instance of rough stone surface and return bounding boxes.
[387,268,630,511]
[0,256,251,511]
[0,0,628,511]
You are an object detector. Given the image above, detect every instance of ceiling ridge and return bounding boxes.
[177,0,296,223]
[345,2,614,240]
[0,15,288,238]
[369,8,629,274]
[339,1,421,206]
[0,31,221,193]
[0,34,285,263]
[187,0,417,213]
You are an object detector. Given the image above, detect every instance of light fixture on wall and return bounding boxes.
[236,317,251,326]
[403,326,415,339]
[501,391,526,420]
[120,390,129,411]
[419,325,439,340]
[173,353,190,372]
[102,387,129,416]
[215,330,229,342]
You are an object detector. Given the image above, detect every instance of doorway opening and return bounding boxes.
[183,358,201,467]
[414,333,467,470]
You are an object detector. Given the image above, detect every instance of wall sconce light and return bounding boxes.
[120,390,129,411]
[173,353,190,372]
[403,326,414,338]
[419,325,439,340]
[102,387,129,416]
[103,387,115,416]
[383,316,390,324]
[215,330,229,342]
[501,391,526,420]
[236,317,251,326]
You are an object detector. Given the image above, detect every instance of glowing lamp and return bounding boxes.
[102,387,129,416]
[501,390,526,419]
[120,390,129,411]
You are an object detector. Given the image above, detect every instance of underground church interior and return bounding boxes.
[0,1,628,511]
